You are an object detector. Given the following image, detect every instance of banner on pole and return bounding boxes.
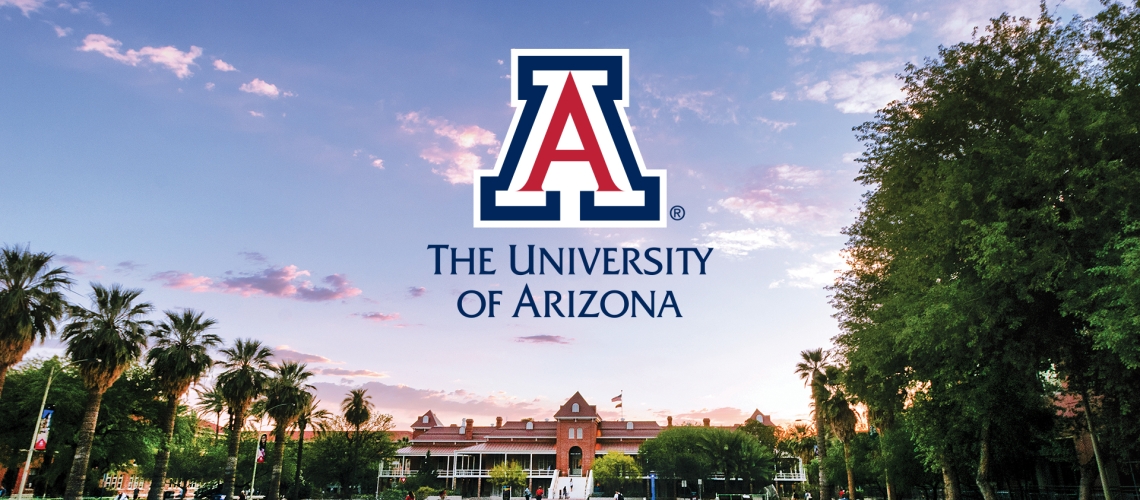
[257,434,267,463]
[33,409,53,451]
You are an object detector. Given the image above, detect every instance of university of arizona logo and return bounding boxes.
[474,49,666,228]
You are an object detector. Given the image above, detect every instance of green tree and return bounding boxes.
[61,283,153,500]
[342,388,373,433]
[303,414,397,498]
[264,361,315,500]
[638,426,712,493]
[217,339,273,500]
[591,452,641,494]
[0,245,72,399]
[197,384,228,442]
[145,309,221,500]
[795,348,832,500]
[737,420,778,451]
[488,461,527,492]
[822,371,857,500]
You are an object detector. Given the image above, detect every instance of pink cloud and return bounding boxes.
[408,286,426,298]
[311,381,552,426]
[357,312,400,322]
[78,34,202,79]
[239,78,281,98]
[715,165,838,229]
[672,407,749,426]
[274,345,335,364]
[151,264,362,302]
[316,367,387,378]
[515,335,573,345]
[398,112,499,185]
[58,254,99,274]
[150,271,214,292]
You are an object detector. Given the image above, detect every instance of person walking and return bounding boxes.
[525,487,532,500]
[536,487,544,500]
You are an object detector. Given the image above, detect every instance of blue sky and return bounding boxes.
[1,0,1097,428]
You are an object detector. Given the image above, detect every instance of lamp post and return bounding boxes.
[16,364,55,500]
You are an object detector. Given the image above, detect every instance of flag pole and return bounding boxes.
[17,364,55,500]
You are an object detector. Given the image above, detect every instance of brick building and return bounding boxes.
[383,392,800,497]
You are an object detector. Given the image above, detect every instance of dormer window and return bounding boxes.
[626,421,634,430]
[572,403,579,413]
[526,421,534,430]
[423,415,429,424]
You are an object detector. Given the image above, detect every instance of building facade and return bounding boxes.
[382,392,803,497]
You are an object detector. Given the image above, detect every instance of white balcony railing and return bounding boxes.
[378,468,557,479]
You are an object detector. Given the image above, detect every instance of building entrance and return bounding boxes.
[569,446,582,476]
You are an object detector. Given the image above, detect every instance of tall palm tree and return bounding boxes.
[822,366,857,500]
[217,339,274,500]
[290,399,331,500]
[61,283,153,500]
[0,245,72,399]
[795,348,832,500]
[341,388,373,434]
[264,361,315,500]
[197,384,228,441]
[146,310,221,500]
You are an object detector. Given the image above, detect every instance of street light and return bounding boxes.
[17,358,100,500]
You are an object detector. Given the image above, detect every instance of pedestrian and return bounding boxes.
[563,487,567,499]
[238,491,246,500]
[614,490,621,500]
[805,493,812,500]
[525,487,532,500]
[406,491,414,500]
[535,487,543,500]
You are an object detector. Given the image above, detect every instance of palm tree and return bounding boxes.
[342,388,373,434]
[822,366,857,500]
[146,310,221,500]
[290,398,331,500]
[795,348,832,500]
[61,283,153,500]
[0,245,72,399]
[217,339,274,500]
[197,384,228,441]
[264,361,315,500]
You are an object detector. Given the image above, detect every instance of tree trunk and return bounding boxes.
[941,458,959,500]
[0,364,8,400]
[148,396,180,500]
[843,442,855,500]
[975,424,998,500]
[64,388,105,500]
[223,406,248,500]
[815,412,830,500]
[1077,459,1094,500]
[290,421,307,500]
[267,423,288,500]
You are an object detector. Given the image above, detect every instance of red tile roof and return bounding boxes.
[413,410,442,429]
[462,442,557,453]
[597,442,641,454]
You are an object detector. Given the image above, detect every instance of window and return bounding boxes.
[569,427,575,439]
[422,415,429,424]
[571,403,579,413]
[626,421,634,430]
[576,427,583,439]
[526,421,534,430]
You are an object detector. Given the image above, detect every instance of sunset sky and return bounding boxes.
[1,0,1097,429]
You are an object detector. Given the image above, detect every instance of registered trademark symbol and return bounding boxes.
[670,205,686,221]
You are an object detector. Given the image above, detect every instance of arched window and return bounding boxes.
[568,427,575,439]
[422,415,429,424]
[526,421,534,430]
[576,427,583,439]
[572,403,579,413]
[626,421,634,430]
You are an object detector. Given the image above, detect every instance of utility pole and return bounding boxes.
[17,365,55,500]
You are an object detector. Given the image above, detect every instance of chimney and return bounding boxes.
[465,419,475,439]
[496,417,503,428]
[703,418,710,427]
[667,416,673,428]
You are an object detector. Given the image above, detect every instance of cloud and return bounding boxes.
[274,345,334,364]
[515,335,573,345]
[249,110,264,117]
[758,117,795,132]
[57,254,102,275]
[114,260,141,272]
[788,3,911,54]
[239,251,267,262]
[371,158,384,169]
[310,380,552,426]
[700,228,797,256]
[47,22,71,37]
[399,112,500,185]
[638,81,738,124]
[356,312,400,322]
[717,190,828,226]
[315,368,388,378]
[755,0,823,24]
[213,59,236,72]
[239,78,282,98]
[408,286,427,298]
[799,60,904,113]
[769,90,787,101]
[0,0,45,15]
[150,271,214,292]
[78,34,202,79]
[673,407,749,426]
[151,264,362,302]
[204,82,215,91]
[770,251,849,288]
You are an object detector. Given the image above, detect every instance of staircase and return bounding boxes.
[548,470,592,500]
